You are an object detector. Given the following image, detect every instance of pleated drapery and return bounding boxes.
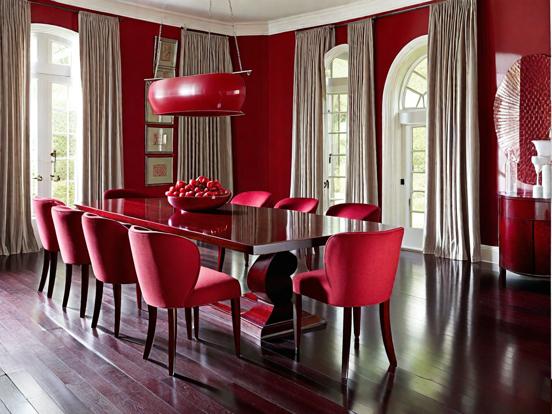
[0,0,39,255]
[177,29,233,189]
[346,19,378,205]
[290,26,334,209]
[79,11,124,204]
[424,0,481,262]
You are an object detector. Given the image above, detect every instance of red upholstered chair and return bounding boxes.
[274,197,319,213]
[103,188,148,199]
[51,206,91,317]
[82,213,142,337]
[326,202,381,222]
[128,226,242,376]
[216,191,273,270]
[33,197,65,298]
[293,228,404,380]
[231,191,272,208]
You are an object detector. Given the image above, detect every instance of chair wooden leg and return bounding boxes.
[113,284,122,338]
[353,307,361,341]
[136,284,142,310]
[185,308,192,340]
[167,308,177,376]
[38,250,50,292]
[293,293,302,356]
[91,280,103,329]
[342,307,352,381]
[79,264,89,318]
[217,247,226,272]
[230,298,241,357]
[193,307,199,340]
[46,252,58,298]
[243,253,249,266]
[379,300,397,367]
[143,305,157,360]
[62,264,72,309]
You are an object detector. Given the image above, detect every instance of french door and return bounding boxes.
[30,25,81,207]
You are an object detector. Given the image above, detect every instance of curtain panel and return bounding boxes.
[0,0,38,255]
[424,0,481,262]
[290,26,335,209]
[346,19,378,205]
[177,29,233,189]
[79,11,124,204]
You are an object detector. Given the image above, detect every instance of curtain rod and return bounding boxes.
[28,1,123,20]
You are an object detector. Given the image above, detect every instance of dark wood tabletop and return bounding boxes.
[76,197,391,255]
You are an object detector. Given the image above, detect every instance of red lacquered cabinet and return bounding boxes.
[498,193,551,277]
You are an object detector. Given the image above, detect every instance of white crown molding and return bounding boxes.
[52,0,428,36]
[267,0,427,34]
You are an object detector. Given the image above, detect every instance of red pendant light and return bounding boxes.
[148,72,248,117]
[147,0,250,117]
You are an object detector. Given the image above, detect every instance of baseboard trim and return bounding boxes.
[481,244,499,265]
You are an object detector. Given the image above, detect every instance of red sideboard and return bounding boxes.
[498,193,551,277]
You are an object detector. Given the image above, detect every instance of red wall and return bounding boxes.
[31,0,551,246]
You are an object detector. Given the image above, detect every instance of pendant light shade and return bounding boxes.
[148,72,246,117]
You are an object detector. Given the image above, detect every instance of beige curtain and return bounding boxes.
[177,29,233,189]
[346,19,378,205]
[79,12,124,203]
[290,26,334,209]
[0,0,38,255]
[424,0,481,262]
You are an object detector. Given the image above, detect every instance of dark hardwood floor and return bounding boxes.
[0,248,548,413]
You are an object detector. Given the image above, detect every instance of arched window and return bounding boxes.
[323,44,349,210]
[400,56,427,229]
[30,24,82,207]
[382,36,427,249]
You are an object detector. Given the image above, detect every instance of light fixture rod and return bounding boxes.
[227,0,243,72]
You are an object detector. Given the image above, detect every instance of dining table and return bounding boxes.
[76,197,393,343]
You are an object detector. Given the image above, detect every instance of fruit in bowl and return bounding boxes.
[165,176,231,212]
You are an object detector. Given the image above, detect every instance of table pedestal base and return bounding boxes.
[207,293,326,344]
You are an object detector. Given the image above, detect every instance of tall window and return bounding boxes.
[323,44,349,210]
[30,24,82,207]
[399,56,427,229]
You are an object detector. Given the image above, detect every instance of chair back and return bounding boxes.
[51,206,90,265]
[326,203,380,222]
[274,197,319,213]
[231,191,272,207]
[128,226,200,308]
[82,213,137,284]
[32,197,65,252]
[104,188,147,200]
[324,228,404,307]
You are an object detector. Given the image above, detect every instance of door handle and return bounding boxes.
[323,179,329,189]
[32,175,43,181]
[50,150,60,182]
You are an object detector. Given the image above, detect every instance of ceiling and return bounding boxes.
[114,0,363,22]
[58,0,426,35]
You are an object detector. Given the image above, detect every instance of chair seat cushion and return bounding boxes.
[292,269,331,304]
[183,266,241,307]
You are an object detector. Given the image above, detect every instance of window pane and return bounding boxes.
[331,156,340,177]
[52,110,67,134]
[338,113,347,132]
[407,72,427,95]
[331,134,340,154]
[413,127,426,151]
[332,57,348,78]
[338,133,347,154]
[339,94,348,112]
[52,83,68,111]
[331,95,340,112]
[51,40,71,65]
[404,89,420,108]
[331,177,345,200]
[53,134,68,157]
[412,172,425,191]
[412,151,425,173]
[411,191,425,212]
[411,212,425,229]
[413,58,427,79]
[331,114,341,132]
